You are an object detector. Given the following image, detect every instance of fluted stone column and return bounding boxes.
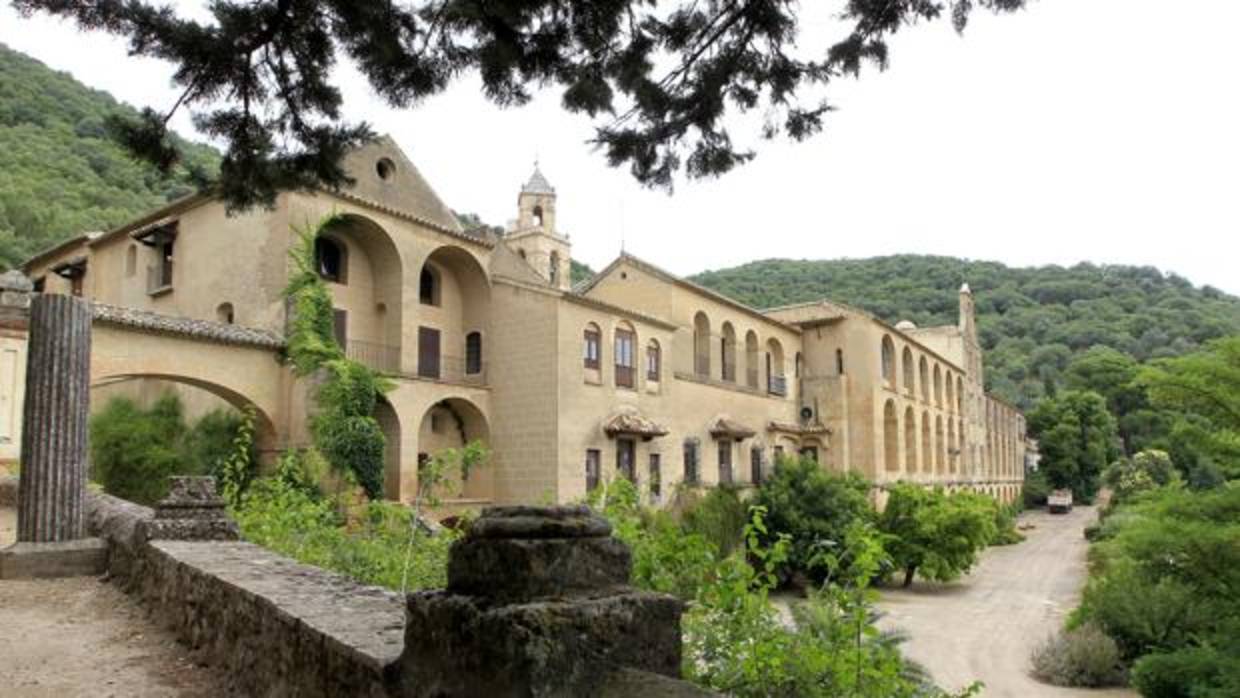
[17,293,92,542]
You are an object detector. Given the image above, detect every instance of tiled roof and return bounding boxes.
[92,303,286,349]
[602,411,669,439]
[522,165,555,195]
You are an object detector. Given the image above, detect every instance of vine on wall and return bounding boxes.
[284,214,393,499]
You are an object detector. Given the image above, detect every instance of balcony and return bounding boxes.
[768,375,788,397]
[346,341,487,387]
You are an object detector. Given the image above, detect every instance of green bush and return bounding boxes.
[1022,469,1051,508]
[1030,623,1125,688]
[90,394,254,505]
[1130,644,1240,698]
[91,395,188,504]
[879,485,996,587]
[990,502,1025,546]
[678,484,750,556]
[1104,449,1180,506]
[751,455,875,583]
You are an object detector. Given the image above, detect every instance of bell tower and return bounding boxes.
[506,163,572,290]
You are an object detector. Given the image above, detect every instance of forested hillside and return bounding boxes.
[690,256,1240,409]
[0,43,219,269]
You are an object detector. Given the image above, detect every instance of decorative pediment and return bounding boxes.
[709,416,756,441]
[602,410,669,440]
[767,420,831,436]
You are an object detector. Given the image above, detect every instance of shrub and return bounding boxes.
[990,501,1025,546]
[90,394,188,504]
[678,484,749,556]
[750,455,875,583]
[1022,469,1051,508]
[1130,643,1240,698]
[182,408,252,480]
[1030,622,1125,688]
[1103,449,1180,505]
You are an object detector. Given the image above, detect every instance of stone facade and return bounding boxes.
[20,137,1025,508]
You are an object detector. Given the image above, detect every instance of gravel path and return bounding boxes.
[0,506,228,697]
[877,505,1137,697]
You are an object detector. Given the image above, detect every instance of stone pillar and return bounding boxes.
[1,290,106,580]
[399,505,711,697]
[17,293,92,543]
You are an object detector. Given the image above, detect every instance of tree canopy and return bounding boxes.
[14,0,1026,209]
[1027,390,1120,501]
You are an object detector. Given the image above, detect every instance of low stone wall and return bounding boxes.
[80,489,403,697]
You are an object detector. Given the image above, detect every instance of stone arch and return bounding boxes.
[720,321,737,382]
[322,214,404,367]
[880,335,896,386]
[90,371,279,459]
[693,311,711,377]
[375,396,402,500]
[883,399,899,472]
[945,371,955,413]
[904,405,917,472]
[956,376,964,413]
[902,347,915,395]
[935,415,945,474]
[933,364,943,407]
[947,419,957,474]
[919,356,930,402]
[420,244,491,379]
[745,330,760,388]
[417,396,492,501]
[921,411,932,474]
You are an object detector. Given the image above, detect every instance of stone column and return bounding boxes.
[0,289,105,580]
[17,293,92,542]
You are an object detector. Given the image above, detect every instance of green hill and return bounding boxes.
[0,43,219,269]
[690,256,1240,409]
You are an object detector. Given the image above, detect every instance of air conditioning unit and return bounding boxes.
[800,406,815,423]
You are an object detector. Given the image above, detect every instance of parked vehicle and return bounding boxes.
[1048,489,1073,514]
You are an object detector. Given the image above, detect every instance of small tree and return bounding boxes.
[750,454,874,583]
[879,484,996,588]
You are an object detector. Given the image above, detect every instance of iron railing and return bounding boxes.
[345,341,487,386]
[346,340,402,374]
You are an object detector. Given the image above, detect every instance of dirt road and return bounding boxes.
[877,506,1137,698]
[0,506,227,697]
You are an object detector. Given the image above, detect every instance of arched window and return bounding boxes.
[125,244,137,277]
[948,420,957,473]
[945,371,955,413]
[933,364,943,407]
[921,412,932,474]
[646,339,661,381]
[935,416,945,474]
[532,205,544,227]
[549,251,560,285]
[583,322,601,370]
[919,357,930,402]
[465,331,483,375]
[216,302,234,324]
[836,348,845,375]
[419,265,439,305]
[615,323,636,388]
[905,406,918,472]
[957,376,964,413]
[880,335,895,385]
[902,348,914,395]
[795,352,803,378]
[315,237,346,283]
[720,322,737,382]
[766,338,786,395]
[745,331,760,388]
[883,400,899,472]
[693,312,710,377]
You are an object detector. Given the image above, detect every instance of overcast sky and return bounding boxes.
[2,1,1237,293]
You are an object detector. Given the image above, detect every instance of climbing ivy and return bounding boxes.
[284,215,392,499]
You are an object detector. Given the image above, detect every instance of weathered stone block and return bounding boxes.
[142,476,240,541]
[448,536,631,601]
[0,538,107,579]
[402,588,684,697]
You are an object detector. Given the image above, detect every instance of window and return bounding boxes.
[332,308,347,348]
[315,237,345,283]
[881,335,895,385]
[617,438,636,484]
[125,244,137,277]
[549,251,560,285]
[216,303,235,324]
[376,157,395,180]
[718,441,733,484]
[532,205,544,227]
[465,331,483,375]
[646,341,661,381]
[70,272,84,297]
[750,447,764,484]
[774,445,785,463]
[649,454,662,503]
[585,450,601,491]
[683,439,700,485]
[583,325,601,369]
[836,348,845,375]
[419,266,438,305]
[32,276,45,293]
[615,327,635,388]
[800,446,819,463]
